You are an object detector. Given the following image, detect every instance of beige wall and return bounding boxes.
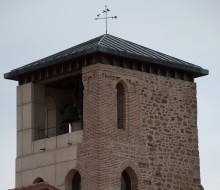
[16,82,83,189]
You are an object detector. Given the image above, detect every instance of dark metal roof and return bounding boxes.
[4,34,208,80]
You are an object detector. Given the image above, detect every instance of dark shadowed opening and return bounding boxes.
[121,167,138,190]
[116,82,126,129]
[72,171,81,190]
[121,170,131,190]
[66,169,81,190]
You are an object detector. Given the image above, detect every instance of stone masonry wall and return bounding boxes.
[79,63,202,190]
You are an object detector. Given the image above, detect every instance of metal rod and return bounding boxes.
[95,5,117,34]
[95,17,116,20]
[105,5,107,34]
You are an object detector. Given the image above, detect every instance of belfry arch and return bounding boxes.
[65,169,81,190]
[121,167,138,190]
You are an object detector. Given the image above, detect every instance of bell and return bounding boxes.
[63,104,79,123]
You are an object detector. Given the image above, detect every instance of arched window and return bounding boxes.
[116,82,126,129]
[33,177,44,184]
[121,167,138,190]
[65,169,81,190]
[121,170,131,190]
[72,172,81,190]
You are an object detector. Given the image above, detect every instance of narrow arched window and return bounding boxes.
[72,172,81,190]
[121,170,131,190]
[116,82,126,129]
[121,167,138,190]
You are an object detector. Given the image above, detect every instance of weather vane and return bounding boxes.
[95,5,117,34]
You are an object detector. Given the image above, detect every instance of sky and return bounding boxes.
[0,0,219,189]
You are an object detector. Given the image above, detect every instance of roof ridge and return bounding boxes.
[98,34,107,45]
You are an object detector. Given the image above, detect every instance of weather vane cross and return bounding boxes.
[95,5,117,34]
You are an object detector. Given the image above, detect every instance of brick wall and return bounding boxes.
[77,63,203,190]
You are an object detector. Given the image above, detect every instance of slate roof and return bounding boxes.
[4,34,208,80]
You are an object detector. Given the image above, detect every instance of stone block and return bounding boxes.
[34,151,56,168]
[22,150,56,170]
[17,85,22,106]
[56,146,77,163]
[55,160,77,186]
[46,136,56,150]
[22,129,32,155]
[22,103,33,130]
[16,172,22,187]
[16,157,22,172]
[69,130,83,145]
[34,137,56,152]
[57,133,69,148]
[17,105,22,132]
[17,131,22,157]
[21,170,33,186]
[33,138,46,154]
[22,154,34,171]
[22,83,33,104]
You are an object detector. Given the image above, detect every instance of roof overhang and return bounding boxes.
[4,45,208,81]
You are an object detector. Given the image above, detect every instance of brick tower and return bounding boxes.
[4,34,208,190]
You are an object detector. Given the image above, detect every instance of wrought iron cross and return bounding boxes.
[95,5,117,34]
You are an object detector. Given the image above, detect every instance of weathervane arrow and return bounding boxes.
[95,5,117,34]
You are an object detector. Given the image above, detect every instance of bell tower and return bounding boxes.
[5,34,208,190]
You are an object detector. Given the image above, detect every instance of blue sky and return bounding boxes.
[0,0,219,189]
